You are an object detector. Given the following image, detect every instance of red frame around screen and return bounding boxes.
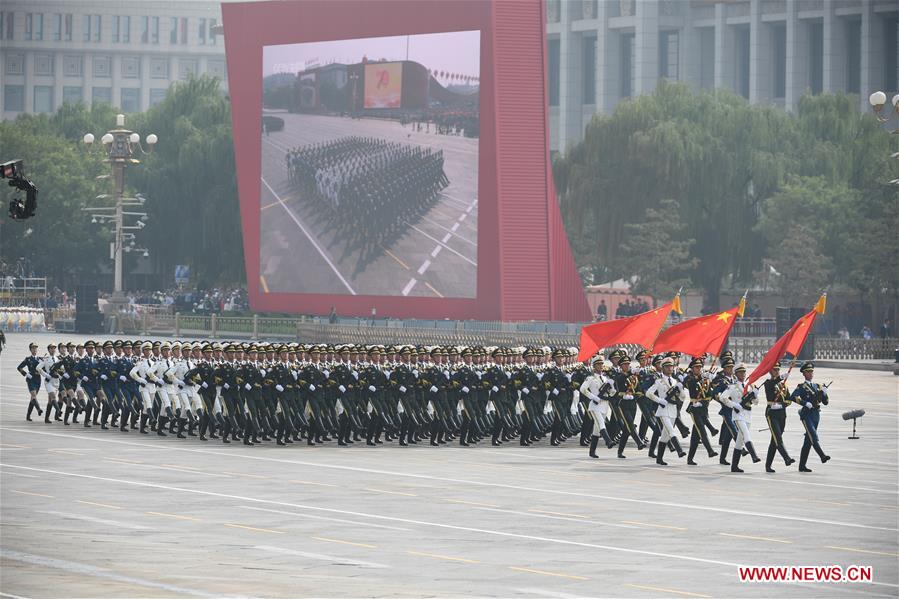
[223,0,590,321]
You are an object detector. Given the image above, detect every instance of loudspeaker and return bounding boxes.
[75,311,104,334]
[775,306,815,361]
[76,284,98,314]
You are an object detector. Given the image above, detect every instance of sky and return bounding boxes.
[262,30,480,79]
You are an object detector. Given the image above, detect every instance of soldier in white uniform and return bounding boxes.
[155,342,180,437]
[35,343,60,423]
[579,355,616,457]
[721,364,762,472]
[645,357,688,466]
[129,342,158,434]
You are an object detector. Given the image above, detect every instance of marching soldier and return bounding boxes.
[610,355,646,458]
[580,355,616,457]
[722,364,762,472]
[762,362,795,472]
[790,362,831,473]
[645,357,687,466]
[683,357,718,465]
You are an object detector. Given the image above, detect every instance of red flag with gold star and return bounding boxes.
[746,298,823,386]
[651,306,741,357]
[577,298,680,361]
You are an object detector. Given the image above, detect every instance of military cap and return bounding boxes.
[113,340,122,348]
[171,341,182,349]
[101,340,113,349]
[551,348,566,359]
[160,342,171,350]
[66,342,75,348]
[84,340,96,349]
[689,357,704,369]
[76,342,84,349]
[800,361,815,373]
[212,342,223,351]
[461,347,472,357]
[619,354,631,365]
[635,349,649,360]
[589,354,604,366]
[47,342,57,349]
[770,361,781,370]
[152,341,161,348]
[651,355,663,366]
[720,357,735,368]
[735,363,747,373]
[368,346,382,356]
[721,350,734,359]
[202,344,213,352]
[399,346,412,356]
[29,342,38,349]
[141,342,153,351]
[660,357,675,368]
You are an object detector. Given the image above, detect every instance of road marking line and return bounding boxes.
[146,511,201,521]
[825,545,899,557]
[0,444,29,449]
[240,505,411,531]
[417,259,431,275]
[718,532,791,544]
[425,282,444,298]
[0,590,32,599]
[0,470,37,478]
[451,223,460,232]
[12,490,53,498]
[405,222,477,266]
[441,233,452,243]
[261,200,280,211]
[48,449,83,455]
[459,213,467,221]
[289,479,337,487]
[311,536,376,549]
[103,457,143,465]
[259,275,270,293]
[76,500,123,510]
[466,205,474,213]
[224,523,284,534]
[223,471,271,480]
[622,520,688,531]
[254,544,390,569]
[152,464,231,477]
[407,550,479,564]
[510,567,589,581]
[364,487,418,497]
[444,498,500,508]
[529,509,587,519]
[261,176,356,295]
[40,510,153,531]
[625,583,710,598]
[808,499,851,507]
[383,248,410,271]
[402,278,417,296]
[418,215,476,245]
[6,430,894,533]
[430,246,442,258]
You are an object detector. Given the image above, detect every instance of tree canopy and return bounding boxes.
[554,82,898,310]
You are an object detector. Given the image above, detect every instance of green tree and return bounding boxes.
[768,224,833,307]
[611,198,697,303]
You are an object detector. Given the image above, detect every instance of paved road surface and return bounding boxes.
[2,333,897,598]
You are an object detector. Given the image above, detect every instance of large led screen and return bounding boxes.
[260,30,480,299]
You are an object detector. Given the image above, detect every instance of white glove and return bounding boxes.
[25,373,32,379]
[462,386,470,394]
[339,385,346,393]
[368,385,376,392]
[536,373,544,380]
[82,376,89,382]
[223,383,230,390]
[260,368,267,376]
[522,388,530,395]
[492,386,499,393]
[552,389,559,396]
[309,384,316,392]
[430,385,438,393]
[201,382,209,389]
[63,373,70,379]
[413,369,419,377]
[100,374,108,380]
[804,402,813,409]
[323,370,330,377]
[244,383,252,391]
[659,399,668,407]
[399,385,407,393]
[119,375,127,382]
[624,394,634,400]
[275,384,284,392]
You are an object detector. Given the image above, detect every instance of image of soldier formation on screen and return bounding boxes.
[259,30,480,299]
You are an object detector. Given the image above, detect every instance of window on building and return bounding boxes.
[112,15,120,43]
[583,34,596,104]
[151,16,159,43]
[141,16,148,43]
[736,27,750,99]
[93,56,111,78]
[34,54,53,76]
[149,88,167,107]
[209,18,217,45]
[63,86,83,105]
[884,17,898,95]
[548,37,560,106]
[92,86,112,106]
[808,22,823,95]
[122,16,130,43]
[64,14,72,41]
[121,56,140,78]
[34,13,43,41]
[0,12,5,41]
[93,15,101,42]
[179,58,198,80]
[845,19,861,94]
[53,13,61,41]
[198,18,206,45]
[25,13,32,40]
[1,12,12,41]
[4,85,25,112]
[121,88,140,113]
[699,28,715,89]
[180,17,188,44]
[5,53,24,75]
[170,17,178,44]
[83,14,91,42]
[620,33,634,99]
[772,24,786,99]
[34,85,54,113]
[63,55,83,77]
[659,30,679,81]
[149,57,169,79]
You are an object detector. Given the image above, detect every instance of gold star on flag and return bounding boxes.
[716,311,733,323]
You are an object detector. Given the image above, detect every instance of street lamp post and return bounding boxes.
[83,114,157,309]
[867,91,899,186]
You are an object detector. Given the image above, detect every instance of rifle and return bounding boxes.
[664,384,683,409]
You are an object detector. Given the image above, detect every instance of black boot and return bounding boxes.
[600,428,614,449]
[799,443,812,472]
[44,400,54,423]
[176,418,187,439]
[745,441,761,464]
[670,438,686,458]
[731,449,743,473]
[589,435,599,458]
[119,413,128,432]
[139,414,149,434]
[766,443,776,473]
[157,416,167,436]
[813,441,830,464]
[687,435,699,465]
[656,441,668,466]
[64,406,73,425]
[719,439,731,465]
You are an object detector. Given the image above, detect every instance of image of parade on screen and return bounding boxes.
[259,30,480,300]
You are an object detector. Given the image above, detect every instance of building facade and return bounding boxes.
[547,0,899,153]
[0,0,228,119]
